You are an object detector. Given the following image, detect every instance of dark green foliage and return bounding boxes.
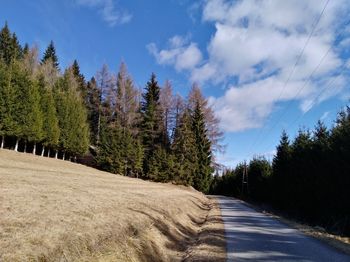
[0,61,16,139]
[22,74,44,144]
[97,119,144,176]
[0,24,219,194]
[192,101,213,193]
[248,156,271,201]
[0,22,22,65]
[41,41,59,70]
[86,77,101,145]
[172,109,197,186]
[141,73,167,177]
[212,108,350,236]
[71,60,87,100]
[55,69,89,156]
[38,75,60,149]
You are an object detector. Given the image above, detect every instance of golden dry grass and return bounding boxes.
[0,149,225,261]
[183,196,227,262]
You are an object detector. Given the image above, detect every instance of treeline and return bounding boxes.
[0,23,223,192]
[0,23,89,159]
[211,109,350,235]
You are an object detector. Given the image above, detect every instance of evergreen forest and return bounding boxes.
[0,23,223,193]
[211,111,350,236]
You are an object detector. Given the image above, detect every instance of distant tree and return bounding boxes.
[248,156,272,201]
[41,40,59,70]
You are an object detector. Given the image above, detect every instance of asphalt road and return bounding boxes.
[216,196,350,262]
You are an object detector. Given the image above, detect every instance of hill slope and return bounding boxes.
[0,149,220,261]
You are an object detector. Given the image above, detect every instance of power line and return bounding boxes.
[244,0,331,159]
[261,64,348,154]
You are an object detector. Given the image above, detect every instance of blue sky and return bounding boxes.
[1,0,350,168]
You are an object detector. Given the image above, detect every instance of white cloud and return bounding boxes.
[76,0,132,26]
[212,75,316,132]
[149,0,349,132]
[147,35,203,71]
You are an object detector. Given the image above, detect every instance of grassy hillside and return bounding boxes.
[0,149,225,261]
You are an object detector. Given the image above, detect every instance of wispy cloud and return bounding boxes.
[76,0,132,26]
[148,0,350,132]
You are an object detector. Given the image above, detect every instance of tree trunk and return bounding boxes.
[33,143,36,155]
[1,136,4,149]
[24,141,27,153]
[41,146,45,157]
[48,148,51,157]
[14,138,19,152]
[63,152,65,161]
[55,150,58,159]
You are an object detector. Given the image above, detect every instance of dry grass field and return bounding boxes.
[0,149,226,261]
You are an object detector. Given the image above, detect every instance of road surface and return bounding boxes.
[216,196,350,262]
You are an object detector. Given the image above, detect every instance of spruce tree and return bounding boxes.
[38,75,60,156]
[41,41,59,70]
[9,61,34,151]
[0,22,22,65]
[55,69,89,159]
[22,75,44,154]
[0,60,15,148]
[86,77,101,145]
[271,130,292,207]
[71,60,87,101]
[141,73,166,177]
[192,101,213,193]
[171,108,198,185]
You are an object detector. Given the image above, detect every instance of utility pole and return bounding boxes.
[241,161,249,196]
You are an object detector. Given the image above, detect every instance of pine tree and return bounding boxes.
[192,101,213,193]
[0,60,16,148]
[22,75,44,154]
[0,22,22,65]
[141,73,167,177]
[23,43,29,56]
[41,41,59,70]
[99,120,144,176]
[86,77,101,145]
[9,61,36,151]
[271,130,291,207]
[171,108,197,185]
[71,59,87,101]
[188,84,224,155]
[11,33,23,60]
[55,69,89,159]
[38,75,60,156]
